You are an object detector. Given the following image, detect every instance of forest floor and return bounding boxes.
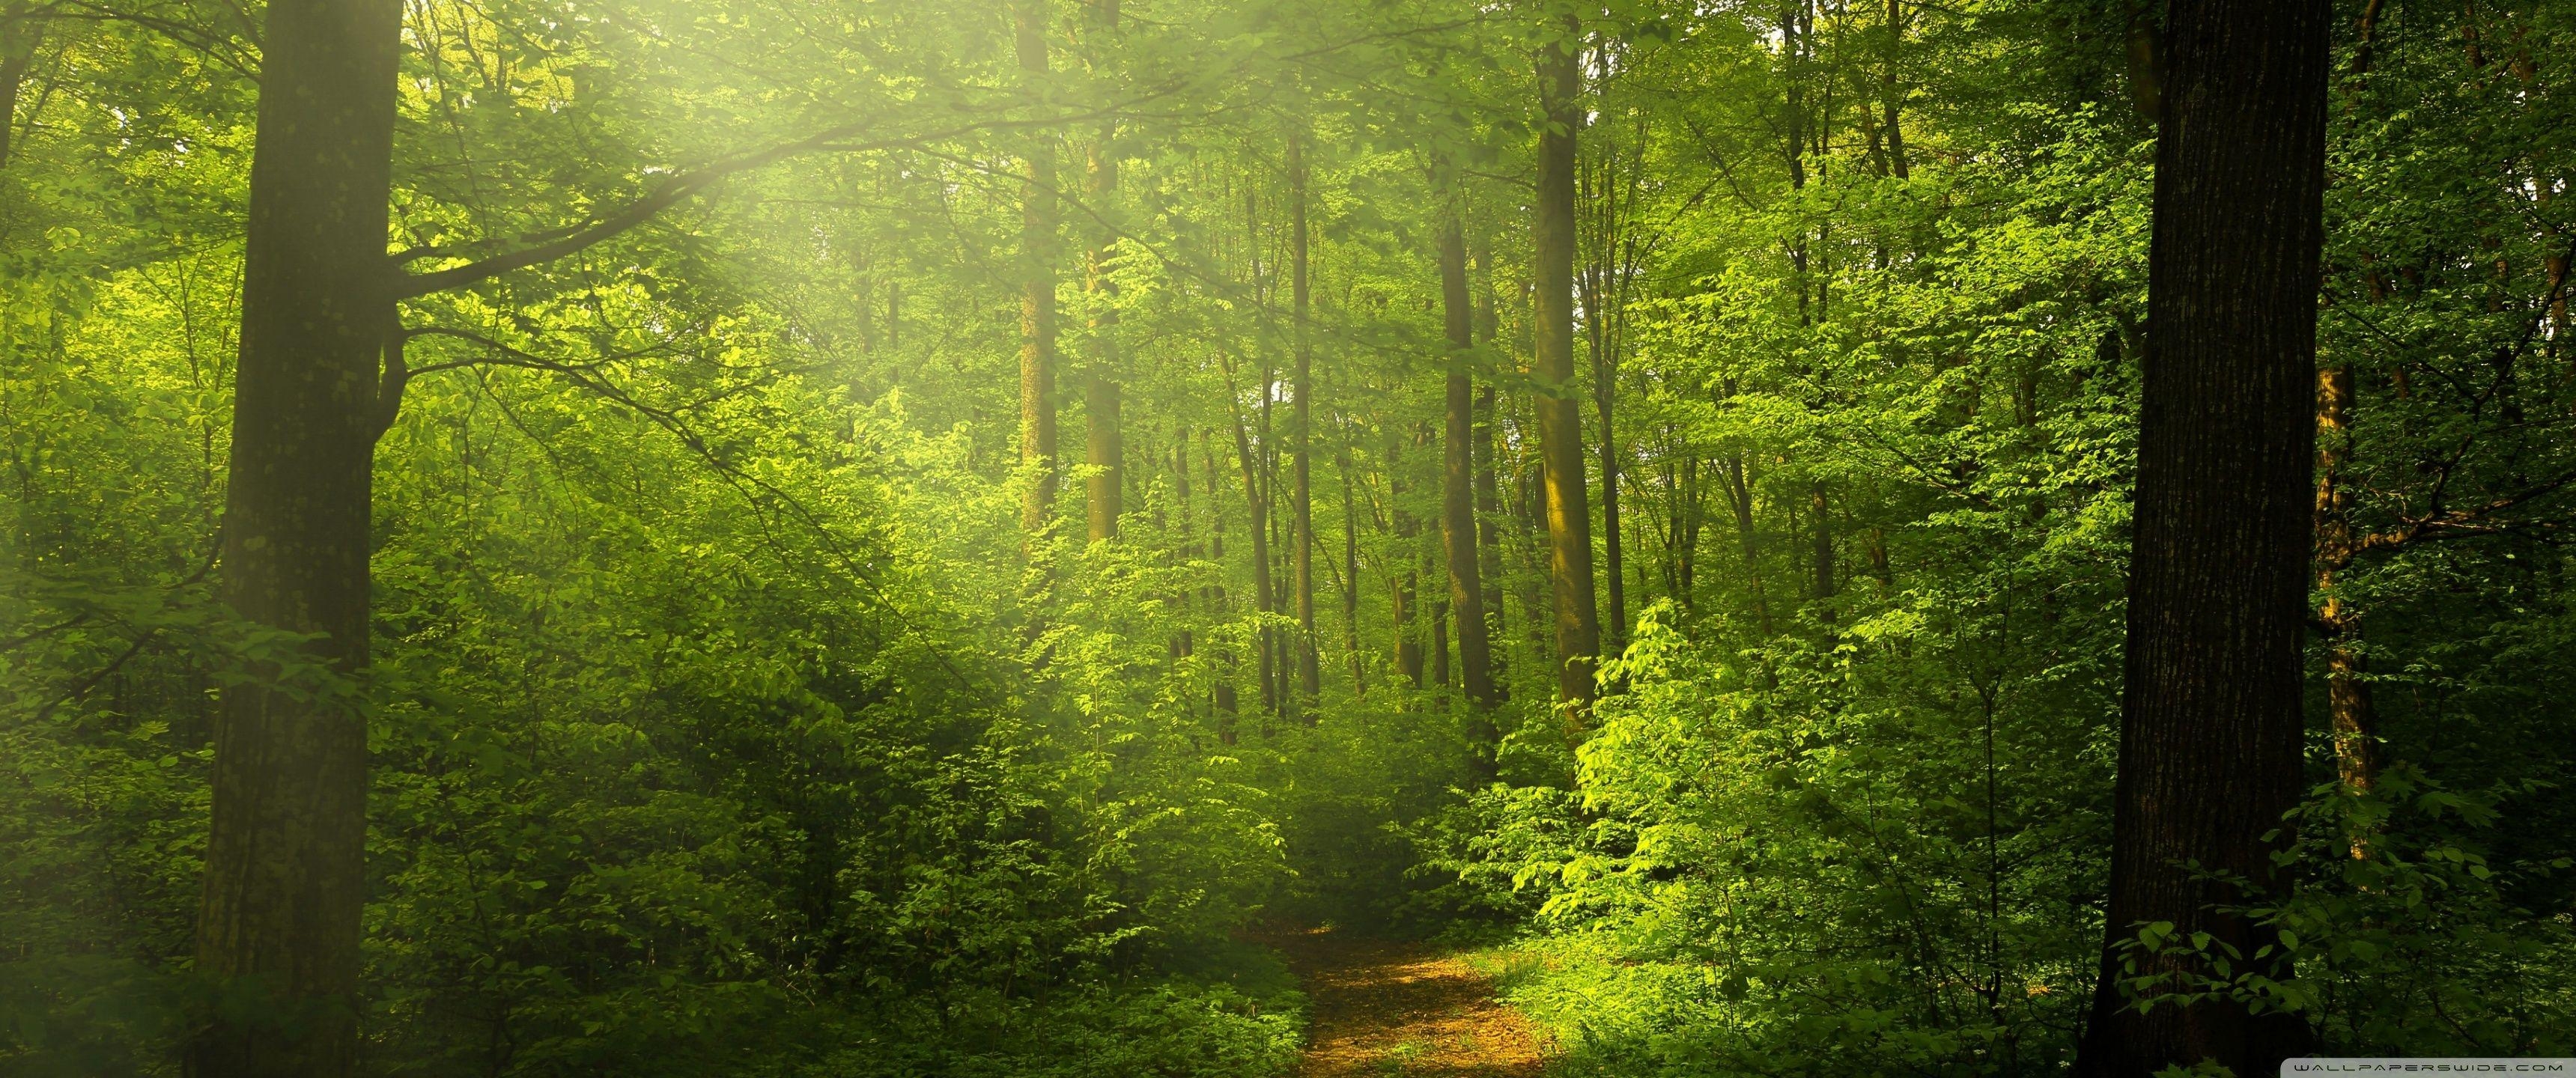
[1263,926,1550,1078]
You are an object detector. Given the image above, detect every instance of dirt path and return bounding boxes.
[1263,926,1548,1078]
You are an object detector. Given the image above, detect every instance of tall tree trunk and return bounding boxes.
[1289,129,1320,701]
[1202,432,1240,733]
[1880,0,1910,180]
[1081,0,1120,542]
[2315,359,2378,830]
[1534,14,1600,710]
[2314,0,2389,825]
[1595,343,1624,651]
[1472,240,1511,698]
[1339,425,1364,695]
[1517,431,1555,675]
[1721,453,1773,634]
[1441,212,1501,728]
[1245,186,1286,718]
[1582,142,1630,654]
[2074,1,2328,1072]
[0,3,40,169]
[1170,432,1194,663]
[192,1,403,1075]
[1809,481,1835,611]
[1431,598,1450,687]
[1391,432,1427,688]
[1018,0,1060,538]
[1227,388,1279,717]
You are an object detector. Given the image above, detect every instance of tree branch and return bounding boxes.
[392,97,1169,299]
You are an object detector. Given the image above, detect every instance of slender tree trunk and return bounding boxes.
[1391,432,1427,689]
[1441,211,1501,731]
[1880,0,1910,180]
[1721,454,1772,634]
[1081,0,1121,542]
[1289,129,1320,701]
[1018,0,1060,538]
[1339,426,1364,695]
[1671,454,1702,612]
[192,2,403,1075]
[1084,374,1120,540]
[1170,433,1194,662]
[1471,240,1511,698]
[1582,144,1629,654]
[1517,432,1555,674]
[1809,481,1835,609]
[2074,2,2328,1072]
[1227,380,1280,716]
[1534,14,1600,710]
[2315,360,2379,829]
[1431,598,1450,687]
[1596,359,1623,651]
[1202,432,1240,733]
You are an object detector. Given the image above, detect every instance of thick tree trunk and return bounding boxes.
[1440,212,1501,728]
[192,1,403,1075]
[1289,129,1320,701]
[2074,1,2328,1072]
[1018,0,1059,537]
[1534,16,1600,710]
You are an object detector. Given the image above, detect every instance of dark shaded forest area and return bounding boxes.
[3,0,2572,1075]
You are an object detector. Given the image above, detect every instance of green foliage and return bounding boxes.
[6,0,2575,1076]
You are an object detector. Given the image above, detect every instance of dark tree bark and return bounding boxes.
[1440,211,1501,731]
[1534,14,1600,710]
[191,1,404,1075]
[2074,1,2329,1072]
[1018,0,1060,538]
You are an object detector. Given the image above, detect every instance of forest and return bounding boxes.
[3,0,2572,1074]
